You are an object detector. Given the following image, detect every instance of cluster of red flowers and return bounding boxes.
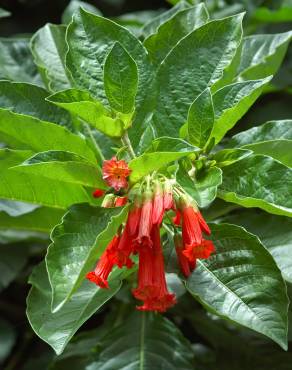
[87,157,215,312]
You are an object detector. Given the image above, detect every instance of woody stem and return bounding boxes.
[121,131,136,159]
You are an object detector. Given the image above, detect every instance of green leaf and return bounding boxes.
[46,204,128,312]
[31,24,72,92]
[104,42,138,114]
[0,244,28,292]
[0,81,71,127]
[151,14,243,138]
[27,262,121,355]
[129,137,199,183]
[0,200,39,217]
[0,109,95,162]
[0,206,64,233]
[47,89,124,137]
[252,6,292,23]
[14,150,106,188]
[218,154,292,217]
[176,165,222,208]
[62,0,102,24]
[212,148,252,167]
[141,0,190,38]
[144,4,209,65]
[238,32,292,80]
[187,88,214,148]
[186,223,288,350]
[0,37,42,86]
[209,77,272,145]
[86,312,194,370]
[222,210,292,284]
[228,120,292,147]
[0,8,10,18]
[0,320,15,364]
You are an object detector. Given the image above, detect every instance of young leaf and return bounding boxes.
[0,109,96,162]
[104,42,138,114]
[144,4,209,65]
[46,204,128,312]
[151,14,244,138]
[86,312,194,370]
[31,24,72,92]
[238,32,292,81]
[186,223,289,350]
[47,89,124,137]
[218,154,292,217]
[209,77,272,145]
[13,151,106,189]
[129,137,199,183]
[27,262,121,355]
[62,0,102,24]
[187,88,214,148]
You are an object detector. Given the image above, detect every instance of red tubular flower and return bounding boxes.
[174,234,193,277]
[115,196,128,207]
[86,235,120,288]
[116,224,134,269]
[163,180,174,210]
[102,156,131,191]
[92,189,105,198]
[136,191,153,247]
[181,205,203,246]
[127,200,142,237]
[172,209,181,226]
[152,181,164,225]
[183,239,215,264]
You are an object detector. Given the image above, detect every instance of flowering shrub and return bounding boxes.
[0,0,292,368]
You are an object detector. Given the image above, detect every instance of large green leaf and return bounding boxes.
[47,89,123,137]
[176,165,222,208]
[27,262,121,355]
[222,210,292,284]
[187,88,214,148]
[212,148,252,167]
[0,109,95,162]
[0,37,42,86]
[0,200,38,217]
[62,0,102,24]
[144,4,209,65]
[14,151,106,188]
[218,154,292,217]
[46,204,128,312]
[209,77,271,145]
[0,81,71,127]
[186,223,288,349]
[129,137,199,183]
[31,24,72,92]
[238,32,292,81]
[86,312,194,370]
[104,42,138,114]
[151,14,243,138]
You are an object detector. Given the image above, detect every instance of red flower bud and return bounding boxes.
[92,189,105,198]
[114,196,128,207]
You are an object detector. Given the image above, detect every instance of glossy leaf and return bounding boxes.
[46,204,128,312]
[129,137,199,183]
[213,148,252,167]
[210,77,272,145]
[86,312,194,370]
[62,0,102,24]
[187,88,214,148]
[219,154,292,217]
[238,32,292,80]
[27,262,121,355]
[31,24,72,91]
[144,4,209,65]
[151,14,243,138]
[0,109,95,162]
[0,200,39,217]
[104,42,138,114]
[47,89,124,137]
[186,223,288,349]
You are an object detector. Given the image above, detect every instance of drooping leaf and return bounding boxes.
[187,88,214,148]
[46,204,128,312]
[104,42,138,114]
[212,148,252,167]
[144,4,209,65]
[186,223,289,350]
[62,0,102,24]
[14,151,106,188]
[27,262,121,355]
[151,14,244,138]
[86,312,194,370]
[0,109,95,162]
[47,89,124,137]
[218,154,292,217]
[31,24,72,91]
[129,137,199,183]
[222,210,292,284]
[238,32,292,81]
[209,77,272,145]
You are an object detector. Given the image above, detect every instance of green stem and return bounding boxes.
[121,131,136,159]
